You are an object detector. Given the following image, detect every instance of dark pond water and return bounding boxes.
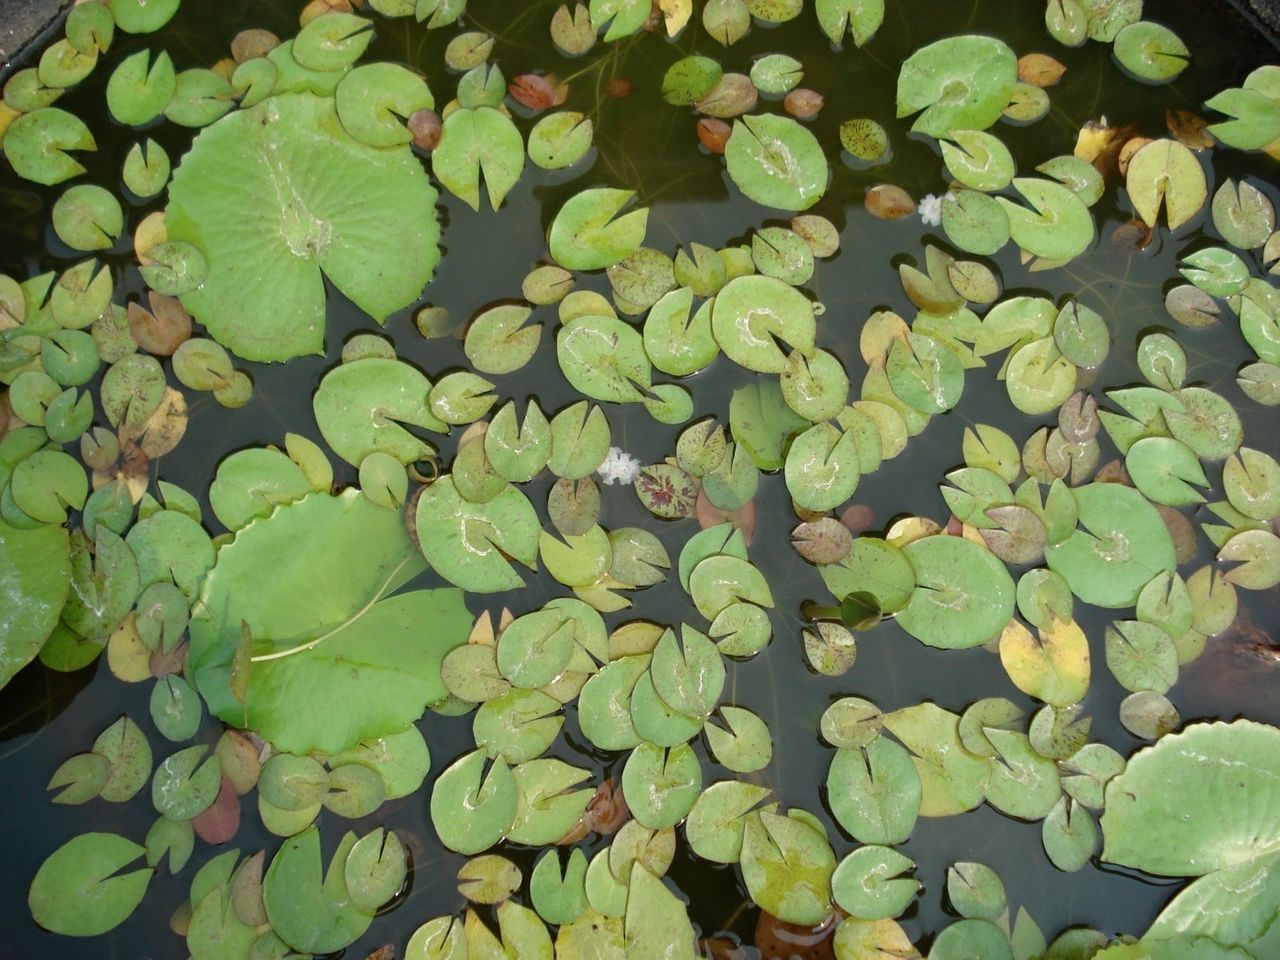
[1,0,1278,957]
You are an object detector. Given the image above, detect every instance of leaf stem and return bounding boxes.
[249,556,413,663]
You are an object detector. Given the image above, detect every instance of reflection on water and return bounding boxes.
[0,0,1277,956]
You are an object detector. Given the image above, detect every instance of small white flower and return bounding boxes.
[918,192,945,227]
[596,446,641,485]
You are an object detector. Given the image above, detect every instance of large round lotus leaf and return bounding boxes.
[28,832,152,936]
[0,519,70,689]
[1100,721,1280,956]
[895,35,1017,137]
[1103,719,1280,874]
[189,490,469,754]
[896,535,1014,649]
[1045,483,1176,609]
[724,114,829,211]
[166,92,439,362]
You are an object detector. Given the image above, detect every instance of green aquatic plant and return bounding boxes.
[1,0,1280,958]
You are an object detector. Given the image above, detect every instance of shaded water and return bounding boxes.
[1,0,1278,956]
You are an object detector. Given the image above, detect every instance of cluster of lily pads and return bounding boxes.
[2,0,1280,958]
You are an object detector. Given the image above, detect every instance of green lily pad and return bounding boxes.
[152,744,222,821]
[896,535,1014,649]
[415,477,539,593]
[3,107,96,186]
[549,188,649,271]
[942,130,1015,192]
[622,742,702,829]
[548,402,611,480]
[713,274,815,373]
[831,845,919,921]
[740,811,835,925]
[106,49,175,126]
[930,919,1013,960]
[528,111,594,170]
[662,55,723,105]
[724,114,829,211]
[895,35,1017,137]
[1114,21,1189,82]
[558,314,652,403]
[433,106,524,211]
[785,422,861,512]
[816,0,884,46]
[28,833,153,936]
[1045,483,1177,608]
[190,491,470,753]
[884,703,990,815]
[263,827,373,954]
[1213,179,1275,250]
[336,62,433,148]
[827,738,921,844]
[509,758,593,844]
[531,848,589,925]
[0,520,70,689]
[997,178,1095,261]
[166,92,439,362]
[1126,437,1208,506]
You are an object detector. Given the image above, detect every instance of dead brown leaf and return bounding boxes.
[1018,52,1067,87]
[864,184,916,220]
[1166,108,1215,150]
[1073,117,1139,179]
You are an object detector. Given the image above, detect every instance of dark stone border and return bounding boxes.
[0,0,74,71]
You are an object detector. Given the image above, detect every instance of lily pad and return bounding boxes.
[433,107,524,211]
[895,35,1017,137]
[1125,139,1207,231]
[190,491,470,753]
[549,188,649,271]
[1045,483,1177,608]
[896,535,1014,649]
[264,827,373,954]
[0,520,70,689]
[166,92,439,362]
[724,114,829,211]
[415,477,539,592]
[28,833,153,936]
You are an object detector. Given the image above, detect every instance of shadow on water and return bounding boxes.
[0,0,1277,957]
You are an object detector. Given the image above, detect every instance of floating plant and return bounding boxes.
[1,0,1279,958]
